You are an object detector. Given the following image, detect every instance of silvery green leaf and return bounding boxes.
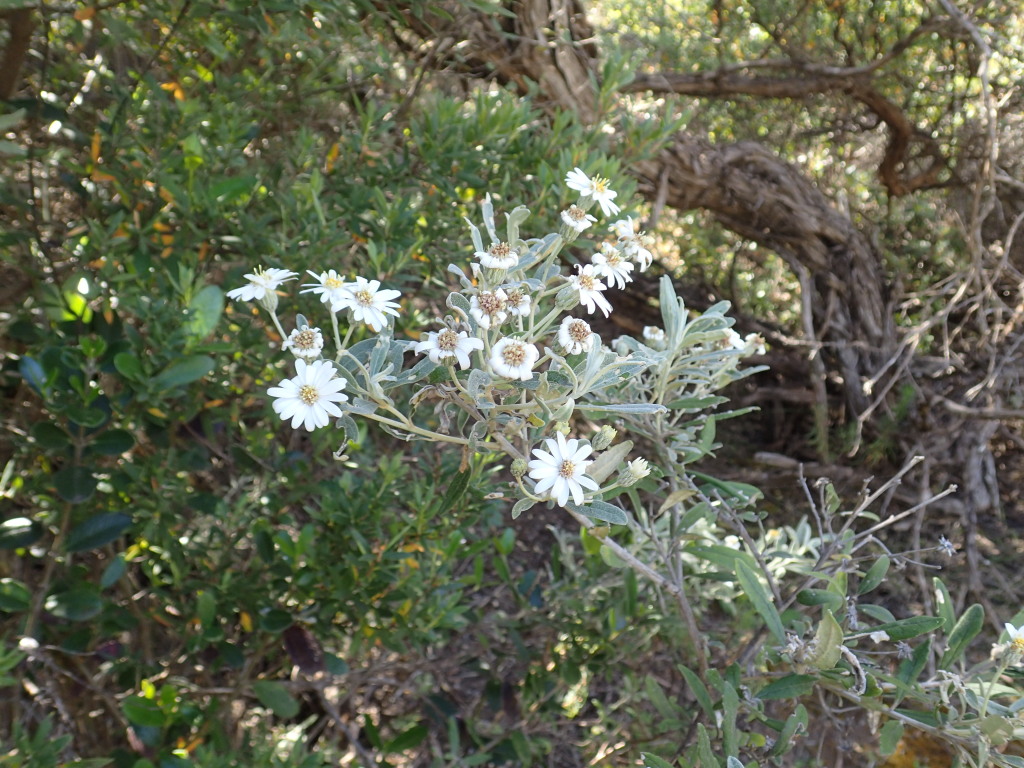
[392,356,437,387]
[344,337,377,364]
[511,377,540,390]
[511,498,535,520]
[519,232,561,272]
[345,397,379,416]
[467,368,491,400]
[706,300,732,316]
[683,315,730,344]
[335,413,360,445]
[521,278,545,291]
[447,263,473,289]
[295,313,308,329]
[578,402,667,415]
[659,275,685,346]
[482,195,498,243]
[368,336,390,375]
[565,500,629,526]
[544,370,574,389]
[446,291,471,319]
[505,205,530,246]
[586,440,634,484]
[550,398,575,422]
[463,216,485,254]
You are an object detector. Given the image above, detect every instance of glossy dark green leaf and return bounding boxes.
[152,355,215,391]
[31,422,71,451]
[0,578,31,612]
[796,589,844,611]
[259,608,292,633]
[0,517,44,549]
[869,615,944,641]
[441,470,472,510]
[65,405,107,429]
[66,513,131,552]
[88,429,135,456]
[113,352,143,380]
[45,586,103,621]
[383,723,428,753]
[53,466,96,504]
[859,555,890,595]
[757,674,817,700]
[252,680,300,718]
[122,696,165,727]
[940,604,984,669]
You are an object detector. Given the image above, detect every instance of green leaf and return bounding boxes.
[152,355,215,391]
[665,395,728,410]
[795,589,844,611]
[259,609,292,633]
[88,429,135,456]
[679,664,714,719]
[940,603,984,669]
[100,554,127,588]
[441,470,472,511]
[769,704,808,758]
[53,466,96,504]
[805,611,843,670]
[252,680,300,718]
[0,578,31,612]
[0,517,44,549]
[45,586,103,621]
[586,439,633,484]
[757,674,816,700]
[894,638,931,708]
[123,696,165,727]
[577,402,667,415]
[383,723,428,753]
[641,755,675,768]
[869,615,944,641]
[858,555,890,595]
[510,498,535,520]
[31,422,70,451]
[113,352,143,380]
[65,513,131,552]
[735,559,785,643]
[933,577,955,632]
[879,720,903,757]
[696,723,717,768]
[565,499,628,525]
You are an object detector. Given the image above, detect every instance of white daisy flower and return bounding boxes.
[610,218,635,239]
[642,326,667,350]
[226,267,298,308]
[612,218,654,271]
[724,329,766,355]
[591,244,634,289]
[503,286,532,317]
[560,205,597,233]
[1005,623,1024,653]
[490,337,539,381]
[332,276,402,332]
[470,289,509,329]
[475,242,520,270]
[527,432,600,507]
[565,167,620,217]
[283,324,325,362]
[557,317,597,355]
[568,264,613,318]
[414,328,483,370]
[300,269,351,307]
[267,359,349,432]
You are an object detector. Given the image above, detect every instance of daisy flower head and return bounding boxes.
[618,457,651,487]
[490,336,539,381]
[558,316,597,355]
[565,167,620,217]
[475,241,520,271]
[300,269,351,307]
[1005,623,1024,656]
[470,288,509,329]
[226,266,298,312]
[568,264,613,318]
[560,205,598,238]
[613,218,655,271]
[528,432,600,507]
[591,244,634,290]
[503,285,532,317]
[332,276,402,332]
[414,328,483,370]
[283,324,325,362]
[267,359,349,432]
[642,326,667,351]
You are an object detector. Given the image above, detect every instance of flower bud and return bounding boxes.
[554,284,580,311]
[553,421,570,436]
[617,457,650,487]
[258,289,280,314]
[592,425,617,451]
[510,458,528,479]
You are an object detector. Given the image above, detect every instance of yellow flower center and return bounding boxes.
[293,329,318,349]
[490,242,514,260]
[1012,636,1024,654]
[567,205,587,221]
[506,289,524,308]
[592,177,610,194]
[568,320,590,343]
[355,289,374,306]
[324,275,345,289]
[478,292,505,315]
[578,275,595,291]
[437,329,458,351]
[298,384,319,405]
[558,460,576,478]
[502,343,526,366]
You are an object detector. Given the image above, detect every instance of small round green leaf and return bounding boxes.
[31,422,71,451]
[45,586,103,621]
[252,680,300,718]
[123,696,165,727]
[53,466,97,504]
[88,429,135,456]
[0,578,31,612]
[0,517,44,549]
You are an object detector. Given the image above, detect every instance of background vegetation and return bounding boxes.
[3,0,1024,766]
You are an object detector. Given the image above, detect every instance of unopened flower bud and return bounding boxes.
[592,425,617,451]
[510,458,528,479]
[258,290,280,314]
[553,421,570,436]
[618,457,650,486]
[554,284,580,311]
